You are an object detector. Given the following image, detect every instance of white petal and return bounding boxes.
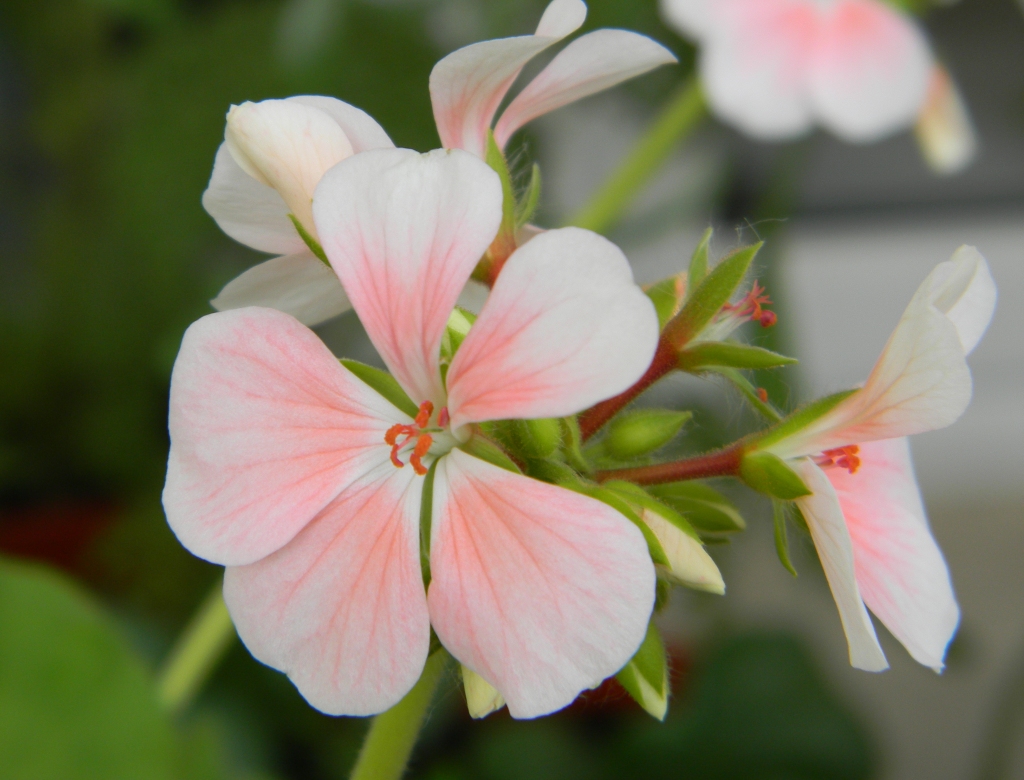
[211,252,350,327]
[914,66,977,175]
[202,143,306,256]
[642,508,725,594]
[287,95,394,153]
[925,245,996,356]
[535,0,587,37]
[494,30,677,148]
[794,459,889,672]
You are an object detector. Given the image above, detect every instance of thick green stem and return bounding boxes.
[567,77,707,235]
[350,650,449,780]
[156,580,236,716]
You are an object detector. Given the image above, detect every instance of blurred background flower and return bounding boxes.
[0,1,1021,778]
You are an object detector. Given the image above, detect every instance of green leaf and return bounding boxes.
[647,481,747,533]
[711,367,783,422]
[753,389,859,451]
[600,409,692,460]
[485,130,516,243]
[570,484,669,567]
[740,452,812,500]
[679,342,798,371]
[515,163,541,230]
[458,435,522,475]
[687,226,712,294]
[645,274,686,329]
[773,500,798,577]
[287,213,329,265]
[667,242,762,346]
[616,620,669,721]
[340,359,418,418]
[0,558,184,780]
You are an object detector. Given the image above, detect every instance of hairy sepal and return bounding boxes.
[515,163,541,230]
[753,390,860,451]
[570,483,670,568]
[645,274,687,329]
[646,481,746,534]
[772,499,798,577]
[601,409,693,460]
[687,226,712,295]
[678,342,797,371]
[740,452,812,500]
[616,620,669,721]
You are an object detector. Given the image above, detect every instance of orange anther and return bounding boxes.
[756,387,769,403]
[414,401,434,429]
[823,445,861,474]
[385,423,407,447]
[410,434,433,476]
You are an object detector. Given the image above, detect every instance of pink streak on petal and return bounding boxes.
[429,0,585,158]
[794,459,889,671]
[493,29,677,149]
[163,307,408,567]
[312,149,503,407]
[445,227,659,430]
[809,0,933,142]
[428,449,655,719]
[224,462,430,715]
[827,438,959,671]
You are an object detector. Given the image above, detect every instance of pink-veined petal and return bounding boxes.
[827,438,958,671]
[427,448,655,718]
[925,245,996,356]
[288,95,395,153]
[211,252,350,327]
[794,459,888,672]
[429,0,586,157]
[224,461,429,715]
[163,307,408,567]
[225,99,354,236]
[697,0,819,140]
[809,0,932,142]
[493,29,677,149]
[202,143,306,256]
[915,65,977,175]
[312,148,502,408]
[445,227,659,430]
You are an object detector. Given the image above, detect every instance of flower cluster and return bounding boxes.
[163,0,996,725]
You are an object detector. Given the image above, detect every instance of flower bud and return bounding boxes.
[739,451,812,500]
[225,99,354,237]
[603,409,692,460]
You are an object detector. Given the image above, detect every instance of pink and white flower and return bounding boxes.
[430,0,678,159]
[164,147,660,717]
[660,0,975,170]
[203,96,394,326]
[756,246,996,671]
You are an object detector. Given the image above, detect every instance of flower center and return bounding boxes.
[819,445,861,474]
[384,401,454,476]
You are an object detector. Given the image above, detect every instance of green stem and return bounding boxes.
[350,650,449,780]
[567,77,707,235]
[156,579,236,716]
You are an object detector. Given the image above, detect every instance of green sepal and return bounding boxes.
[570,484,669,567]
[459,435,522,475]
[515,163,541,230]
[560,416,591,474]
[419,461,439,587]
[646,481,746,533]
[440,306,476,363]
[340,359,418,418]
[600,409,693,460]
[711,367,783,422]
[526,458,579,485]
[645,274,686,329]
[655,577,672,611]
[773,499,798,577]
[616,620,670,721]
[687,226,712,295]
[739,451,812,500]
[753,389,859,450]
[603,481,701,542]
[668,242,762,346]
[513,418,563,460]
[678,342,798,371]
[485,130,517,244]
[288,213,329,265]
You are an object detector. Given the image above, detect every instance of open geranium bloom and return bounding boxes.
[756,246,996,671]
[203,96,394,326]
[431,0,677,158]
[661,0,937,143]
[164,147,660,717]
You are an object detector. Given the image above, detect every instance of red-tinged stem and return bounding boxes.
[578,336,679,441]
[594,444,744,486]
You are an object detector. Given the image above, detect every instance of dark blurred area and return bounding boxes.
[0,1,1020,778]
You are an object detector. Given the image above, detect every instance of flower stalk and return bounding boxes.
[568,77,706,235]
[156,580,236,716]
[594,443,745,486]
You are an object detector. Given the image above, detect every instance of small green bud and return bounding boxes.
[514,418,562,459]
[739,451,812,500]
[603,409,693,460]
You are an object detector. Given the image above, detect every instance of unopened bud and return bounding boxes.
[739,451,812,500]
[642,506,725,595]
[759,310,777,328]
[603,409,692,460]
[514,418,563,459]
